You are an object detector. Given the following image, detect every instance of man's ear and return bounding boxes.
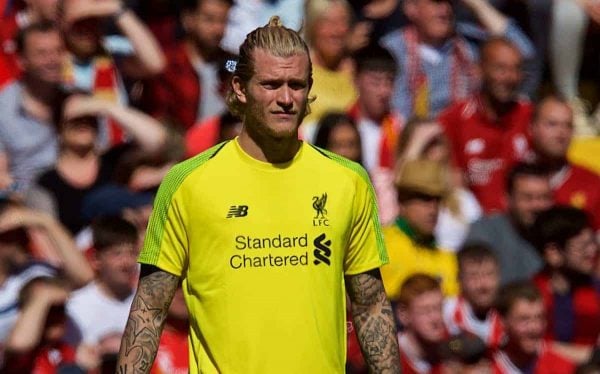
[232,76,247,104]
[396,304,409,328]
[544,243,564,268]
[180,10,195,35]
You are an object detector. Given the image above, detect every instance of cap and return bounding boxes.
[395,159,447,197]
[81,184,154,221]
[438,332,487,364]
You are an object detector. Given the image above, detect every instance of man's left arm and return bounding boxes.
[346,269,401,373]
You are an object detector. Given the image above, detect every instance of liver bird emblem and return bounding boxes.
[312,193,328,219]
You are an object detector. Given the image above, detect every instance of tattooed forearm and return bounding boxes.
[116,266,180,373]
[346,269,401,373]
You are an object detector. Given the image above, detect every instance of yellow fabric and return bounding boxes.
[303,64,358,127]
[380,224,458,299]
[568,137,600,175]
[139,139,387,374]
[413,82,429,119]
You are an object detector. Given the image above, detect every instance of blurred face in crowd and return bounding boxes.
[356,69,395,121]
[400,194,441,237]
[311,2,350,64]
[562,228,598,275]
[405,0,454,44]
[233,49,311,139]
[459,258,500,313]
[19,29,64,84]
[508,175,553,228]
[43,293,69,343]
[27,0,59,21]
[504,298,545,356]
[530,99,573,161]
[183,0,231,56]
[0,153,14,192]
[327,121,362,162]
[95,242,138,294]
[60,0,103,60]
[481,42,522,104]
[399,289,446,343]
[60,116,98,153]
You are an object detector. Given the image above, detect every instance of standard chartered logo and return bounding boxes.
[229,233,333,269]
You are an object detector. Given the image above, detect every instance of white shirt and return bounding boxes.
[435,188,482,251]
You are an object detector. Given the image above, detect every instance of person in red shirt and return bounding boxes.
[444,244,504,350]
[492,281,576,373]
[529,95,600,230]
[439,38,533,213]
[148,0,234,130]
[531,206,600,346]
[395,273,448,374]
[151,287,189,374]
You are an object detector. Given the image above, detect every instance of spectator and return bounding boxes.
[66,216,138,351]
[150,287,189,374]
[439,38,533,213]
[348,44,402,172]
[0,22,63,192]
[185,112,242,158]
[301,0,359,139]
[0,0,58,87]
[380,0,535,120]
[58,0,166,144]
[529,95,600,231]
[395,273,448,373]
[313,112,363,164]
[0,202,93,347]
[532,206,600,346]
[465,163,552,284]
[492,281,576,373]
[36,92,166,235]
[148,0,234,130]
[3,277,78,373]
[443,243,504,350]
[381,159,459,297]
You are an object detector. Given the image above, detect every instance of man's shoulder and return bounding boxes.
[569,163,600,182]
[380,29,406,55]
[305,144,370,185]
[0,80,20,106]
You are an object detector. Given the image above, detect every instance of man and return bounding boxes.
[466,163,553,284]
[492,281,575,372]
[117,18,400,373]
[395,273,448,373]
[149,0,233,130]
[529,95,600,230]
[532,206,600,345]
[0,22,63,191]
[443,244,504,350]
[439,38,533,213]
[348,44,402,172]
[381,0,535,119]
[381,159,459,298]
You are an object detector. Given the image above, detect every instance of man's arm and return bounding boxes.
[346,269,401,373]
[117,265,179,373]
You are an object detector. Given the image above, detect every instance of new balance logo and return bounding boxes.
[227,205,248,218]
[313,233,331,266]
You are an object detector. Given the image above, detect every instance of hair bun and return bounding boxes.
[267,15,283,27]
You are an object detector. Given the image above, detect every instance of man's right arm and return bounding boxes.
[116,265,179,374]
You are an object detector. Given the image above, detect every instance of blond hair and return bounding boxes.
[303,0,352,46]
[226,16,315,118]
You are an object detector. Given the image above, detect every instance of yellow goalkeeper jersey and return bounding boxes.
[138,139,387,374]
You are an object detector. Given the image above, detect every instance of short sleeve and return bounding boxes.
[344,172,388,275]
[138,175,189,277]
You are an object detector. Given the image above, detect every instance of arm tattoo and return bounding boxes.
[346,269,401,373]
[116,266,180,373]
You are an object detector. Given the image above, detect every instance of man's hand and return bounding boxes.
[346,269,401,373]
[0,205,51,233]
[62,95,110,122]
[62,0,123,27]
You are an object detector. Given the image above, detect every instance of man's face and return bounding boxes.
[401,195,441,237]
[184,0,231,54]
[27,0,59,21]
[531,100,573,161]
[409,0,454,42]
[355,70,395,121]
[19,30,64,84]
[312,2,350,63]
[233,49,311,139]
[509,176,553,228]
[459,259,500,312]
[504,299,545,356]
[481,44,522,104]
[563,228,598,275]
[403,289,446,343]
[95,242,138,292]
[327,122,362,162]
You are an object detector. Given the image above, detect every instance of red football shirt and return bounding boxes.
[552,164,600,230]
[0,11,21,88]
[3,342,76,374]
[150,325,189,374]
[492,343,575,373]
[439,97,533,213]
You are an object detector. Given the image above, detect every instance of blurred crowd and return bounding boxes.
[1,0,600,372]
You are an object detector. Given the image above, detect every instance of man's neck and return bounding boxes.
[21,78,56,123]
[504,341,539,370]
[403,331,440,364]
[480,92,515,122]
[96,280,133,302]
[185,39,218,66]
[238,129,301,164]
[358,101,386,124]
[60,146,97,161]
[535,153,568,174]
[416,29,449,49]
